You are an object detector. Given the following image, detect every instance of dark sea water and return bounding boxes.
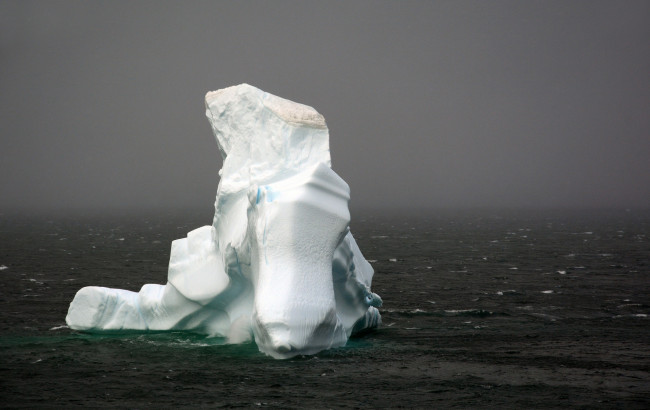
[1,209,649,408]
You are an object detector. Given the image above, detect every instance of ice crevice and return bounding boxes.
[66,84,382,359]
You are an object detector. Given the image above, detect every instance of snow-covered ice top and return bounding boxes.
[66,84,382,359]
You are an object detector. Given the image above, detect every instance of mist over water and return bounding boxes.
[1,1,649,212]
[1,209,648,407]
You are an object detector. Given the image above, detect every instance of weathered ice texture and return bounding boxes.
[66,84,382,358]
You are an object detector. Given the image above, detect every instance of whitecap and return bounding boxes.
[444,309,494,316]
[529,313,559,321]
[0,265,7,271]
[617,303,642,308]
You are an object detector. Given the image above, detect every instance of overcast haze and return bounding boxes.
[1,1,649,214]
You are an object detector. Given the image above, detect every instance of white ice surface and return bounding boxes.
[66,84,382,358]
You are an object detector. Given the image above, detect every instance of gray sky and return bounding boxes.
[1,0,649,212]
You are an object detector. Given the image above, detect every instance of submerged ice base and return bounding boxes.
[66,84,382,359]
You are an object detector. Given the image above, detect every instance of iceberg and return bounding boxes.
[66,84,382,358]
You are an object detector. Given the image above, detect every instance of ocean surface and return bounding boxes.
[1,209,649,408]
